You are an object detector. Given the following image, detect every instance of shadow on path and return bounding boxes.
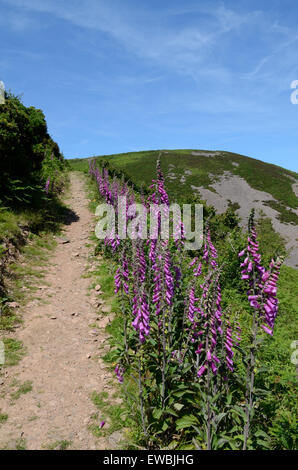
[60,206,80,225]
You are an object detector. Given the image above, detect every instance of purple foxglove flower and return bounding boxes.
[224,321,234,372]
[115,364,124,383]
[261,325,273,335]
[239,210,283,336]
[45,177,50,194]
[198,365,207,377]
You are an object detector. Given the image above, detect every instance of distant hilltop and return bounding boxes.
[70,149,298,267]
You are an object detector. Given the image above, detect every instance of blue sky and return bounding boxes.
[0,0,298,171]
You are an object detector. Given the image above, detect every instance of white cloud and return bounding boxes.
[0,1,259,77]
[2,0,298,100]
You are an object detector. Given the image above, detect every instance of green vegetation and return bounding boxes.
[0,230,59,334]
[1,338,24,367]
[0,91,69,237]
[257,213,287,264]
[0,91,69,335]
[10,380,33,401]
[263,200,298,225]
[89,390,129,441]
[44,439,72,450]
[0,91,67,203]
[15,437,26,450]
[70,149,298,211]
[102,254,297,450]
[0,411,8,425]
[80,157,297,450]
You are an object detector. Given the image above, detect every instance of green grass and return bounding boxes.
[10,380,33,401]
[0,193,70,244]
[0,209,21,240]
[0,178,69,332]
[0,232,56,332]
[89,390,128,438]
[0,338,24,366]
[68,159,90,173]
[15,437,26,450]
[278,265,298,324]
[257,213,287,264]
[256,264,298,449]
[0,305,22,331]
[91,390,109,407]
[45,440,72,450]
[0,411,8,425]
[263,200,298,225]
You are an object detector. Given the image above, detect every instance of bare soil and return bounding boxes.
[192,171,298,267]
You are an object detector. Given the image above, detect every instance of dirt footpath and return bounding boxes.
[0,173,114,450]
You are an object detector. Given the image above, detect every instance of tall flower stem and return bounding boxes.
[121,289,129,356]
[206,336,212,450]
[123,310,128,354]
[138,355,147,439]
[243,302,258,450]
[204,269,222,450]
[161,301,167,409]
[241,250,262,450]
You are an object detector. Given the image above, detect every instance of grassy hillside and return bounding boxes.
[70,149,298,209]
